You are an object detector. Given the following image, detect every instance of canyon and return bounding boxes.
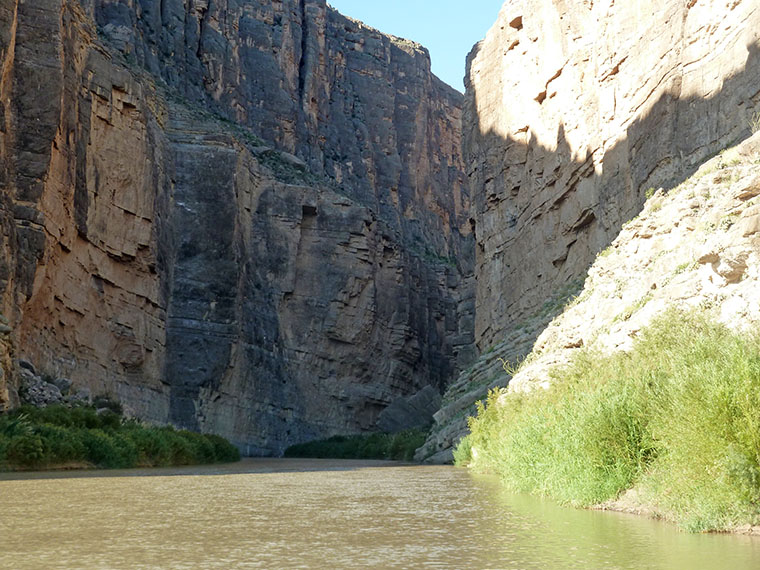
[0,0,473,454]
[2,0,760,460]
[420,0,760,461]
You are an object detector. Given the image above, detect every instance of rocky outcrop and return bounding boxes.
[428,124,760,460]
[466,0,760,350]
[422,0,760,461]
[16,358,89,408]
[91,0,469,262]
[508,133,760,392]
[0,0,473,454]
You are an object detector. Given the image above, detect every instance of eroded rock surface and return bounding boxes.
[422,0,760,461]
[0,0,473,454]
[508,134,760,392]
[466,0,760,350]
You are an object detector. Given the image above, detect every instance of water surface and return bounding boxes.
[1,459,759,569]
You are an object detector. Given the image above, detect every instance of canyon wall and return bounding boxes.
[0,0,474,454]
[421,0,760,461]
[465,0,760,350]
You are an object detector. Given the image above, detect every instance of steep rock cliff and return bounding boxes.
[466,0,760,350]
[0,0,474,454]
[92,0,469,259]
[507,132,760,393]
[421,0,760,461]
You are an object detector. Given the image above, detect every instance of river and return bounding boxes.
[1,459,759,569]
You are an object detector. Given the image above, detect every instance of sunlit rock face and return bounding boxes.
[0,0,474,454]
[466,0,760,350]
[419,0,760,463]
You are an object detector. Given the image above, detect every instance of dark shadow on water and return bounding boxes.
[0,457,426,482]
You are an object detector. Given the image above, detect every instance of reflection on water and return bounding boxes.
[1,459,759,569]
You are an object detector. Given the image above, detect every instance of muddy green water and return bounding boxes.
[1,459,759,569]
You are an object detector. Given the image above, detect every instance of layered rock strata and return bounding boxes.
[423,123,760,464]
[508,132,760,391]
[422,0,760,461]
[0,0,473,454]
[466,0,760,350]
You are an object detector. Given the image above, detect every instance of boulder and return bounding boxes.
[18,369,63,407]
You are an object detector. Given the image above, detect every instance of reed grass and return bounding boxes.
[457,309,760,532]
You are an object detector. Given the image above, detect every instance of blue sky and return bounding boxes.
[327,1,505,91]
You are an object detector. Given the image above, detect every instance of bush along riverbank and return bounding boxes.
[0,404,240,470]
[284,428,427,461]
[455,309,760,532]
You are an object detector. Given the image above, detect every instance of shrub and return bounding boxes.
[79,429,122,468]
[124,426,173,466]
[284,428,427,461]
[6,434,46,467]
[92,394,124,415]
[0,413,33,437]
[35,424,87,464]
[458,309,760,531]
[452,434,473,465]
[178,430,216,463]
[111,432,140,468]
[205,434,241,463]
[0,404,241,471]
[0,434,8,464]
[750,110,760,134]
[18,405,111,430]
[388,429,427,461]
[166,430,196,465]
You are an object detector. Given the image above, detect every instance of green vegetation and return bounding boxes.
[717,148,742,170]
[750,110,760,134]
[719,213,739,231]
[0,405,240,470]
[597,244,615,259]
[673,260,698,275]
[456,309,760,532]
[613,292,653,323]
[283,428,427,462]
[422,249,458,269]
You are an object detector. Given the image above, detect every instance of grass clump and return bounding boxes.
[457,309,760,532]
[0,405,240,470]
[750,110,760,134]
[283,428,427,462]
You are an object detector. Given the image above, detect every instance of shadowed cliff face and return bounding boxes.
[465,0,760,351]
[0,0,474,454]
[419,0,760,463]
[91,0,468,254]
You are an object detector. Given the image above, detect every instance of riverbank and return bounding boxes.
[456,310,760,533]
[593,488,760,536]
[284,428,427,461]
[0,404,240,471]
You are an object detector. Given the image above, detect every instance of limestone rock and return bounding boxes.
[504,135,760,391]
[424,0,760,461]
[735,176,760,201]
[17,360,36,375]
[51,377,73,396]
[426,130,760,460]
[18,368,63,408]
[376,385,442,433]
[67,388,92,405]
[464,0,760,352]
